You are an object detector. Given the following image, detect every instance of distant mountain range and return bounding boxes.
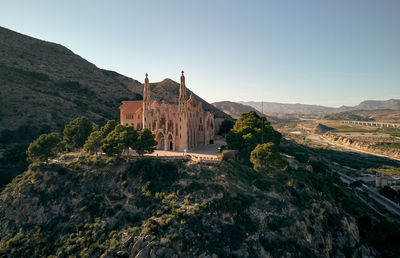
[212,99,400,117]
[209,101,263,119]
[0,26,229,132]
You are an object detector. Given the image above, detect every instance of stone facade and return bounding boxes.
[119,71,214,151]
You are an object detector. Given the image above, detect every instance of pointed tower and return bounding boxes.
[142,73,151,128]
[178,70,187,112]
[143,73,151,111]
[176,70,189,151]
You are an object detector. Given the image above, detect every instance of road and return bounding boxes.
[338,172,400,216]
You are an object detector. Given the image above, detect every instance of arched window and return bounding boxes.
[160,116,166,129]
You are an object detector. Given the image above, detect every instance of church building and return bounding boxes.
[119,71,215,151]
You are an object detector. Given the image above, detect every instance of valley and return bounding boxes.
[1,24,400,257]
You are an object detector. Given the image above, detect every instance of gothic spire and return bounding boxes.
[143,73,151,111]
[179,70,187,111]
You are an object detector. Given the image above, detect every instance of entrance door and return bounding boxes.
[167,134,173,151]
[156,132,165,150]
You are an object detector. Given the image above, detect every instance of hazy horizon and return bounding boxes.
[1,0,399,107]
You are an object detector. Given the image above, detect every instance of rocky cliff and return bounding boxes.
[323,132,400,159]
[1,155,398,257]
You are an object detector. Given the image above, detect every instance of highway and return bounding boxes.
[338,172,400,216]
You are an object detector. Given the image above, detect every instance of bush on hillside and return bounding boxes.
[250,143,287,172]
[128,159,179,194]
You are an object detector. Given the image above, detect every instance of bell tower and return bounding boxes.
[143,73,151,111]
[178,71,187,112]
[143,73,151,128]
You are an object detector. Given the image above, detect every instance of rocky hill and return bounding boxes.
[324,109,400,122]
[322,132,400,160]
[212,101,263,119]
[0,26,229,132]
[234,99,400,115]
[312,123,335,135]
[354,99,400,110]
[239,101,337,114]
[1,155,398,257]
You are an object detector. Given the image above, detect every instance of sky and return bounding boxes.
[1,0,399,107]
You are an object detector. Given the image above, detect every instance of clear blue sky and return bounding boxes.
[1,0,399,107]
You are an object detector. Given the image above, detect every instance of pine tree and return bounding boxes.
[83,131,103,154]
[134,128,157,155]
[63,116,97,150]
[26,132,61,163]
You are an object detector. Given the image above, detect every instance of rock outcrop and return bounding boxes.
[323,132,400,159]
[0,156,390,257]
[312,123,335,135]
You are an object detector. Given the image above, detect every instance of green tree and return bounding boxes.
[226,111,281,161]
[26,132,61,163]
[250,142,287,172]
[102,125,138,156]
[63,116,97,150]
[100,120,119,138]
[218,119,236,135]
[83,131,103,154]
[134,128,157,155]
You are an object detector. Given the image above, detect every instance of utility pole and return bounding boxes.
[261,100,264,144]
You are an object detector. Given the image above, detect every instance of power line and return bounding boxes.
[261,100,263,144]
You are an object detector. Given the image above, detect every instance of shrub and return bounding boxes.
[250,143,287,172]
[128,159,179,194]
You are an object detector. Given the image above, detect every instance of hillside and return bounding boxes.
[240,101,337,114]
[0,26,228,133]
[354,99,400,110]
[1,155,398,257]
[212,101,263,119]
[150,79,229,119]
[235,99,400,115]
[324,109,400,122]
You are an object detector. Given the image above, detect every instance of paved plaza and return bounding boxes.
[145,136,226,160]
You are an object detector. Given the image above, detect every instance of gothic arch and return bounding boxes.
[156,132,165,150]
[167,134,174,151]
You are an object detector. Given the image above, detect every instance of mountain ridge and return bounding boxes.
[212,99,400,115]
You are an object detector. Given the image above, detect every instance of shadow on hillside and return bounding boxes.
[282,139,400,172]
